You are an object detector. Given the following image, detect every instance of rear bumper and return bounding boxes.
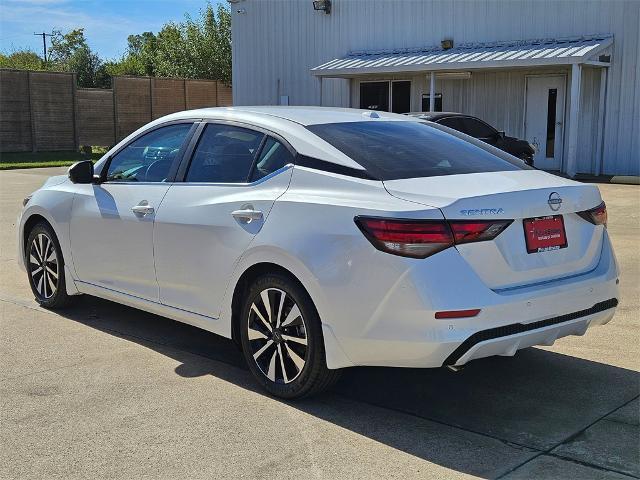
[445,299,617,366]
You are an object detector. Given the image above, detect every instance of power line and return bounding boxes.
[33,32,52,62]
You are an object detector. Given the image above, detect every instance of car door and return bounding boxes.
[153,122,294,318]
[69,122,195,301]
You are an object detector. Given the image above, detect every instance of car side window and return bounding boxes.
[249,137,294,182]
[437,117,466,132]
[461,118,496,139]
[105,123,192,182]
[186,124,264,183]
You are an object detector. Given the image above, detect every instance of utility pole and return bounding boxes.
[33,32,52,63]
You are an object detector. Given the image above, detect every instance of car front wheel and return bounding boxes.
[239,273,340,399]
[25,222,74,309]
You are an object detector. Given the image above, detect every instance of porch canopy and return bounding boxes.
[310,34,613,177]
[311,35,612,77]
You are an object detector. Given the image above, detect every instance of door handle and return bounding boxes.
[231,208,263,223]
[131,202,155,216]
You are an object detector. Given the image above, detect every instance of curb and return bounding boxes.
[611,176,640,185]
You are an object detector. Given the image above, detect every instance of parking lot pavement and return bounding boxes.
[0,167,638,480]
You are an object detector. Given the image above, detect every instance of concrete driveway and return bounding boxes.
[1,167,638,480]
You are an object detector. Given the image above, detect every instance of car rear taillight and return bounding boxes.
[354,217,454,258]
[449,220,513,244]
[355,217,512,259]
[577,202,607,227]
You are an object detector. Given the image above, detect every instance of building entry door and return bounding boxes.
[359,80,411,113]
[525,75,566,170]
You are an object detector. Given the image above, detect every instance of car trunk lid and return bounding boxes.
[384,170,605,290]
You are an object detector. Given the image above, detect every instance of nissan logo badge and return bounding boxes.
[548,192,563,211]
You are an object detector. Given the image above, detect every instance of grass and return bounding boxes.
[0,149,106,170]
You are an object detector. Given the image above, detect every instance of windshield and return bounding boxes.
[306,121,527,180]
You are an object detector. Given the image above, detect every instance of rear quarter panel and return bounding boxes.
[218,166,445,366]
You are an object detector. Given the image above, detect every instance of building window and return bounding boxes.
[546,88,557,158]
[421,94,443,112]
[359,80,411,113]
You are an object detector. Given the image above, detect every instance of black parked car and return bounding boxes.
[407,112,535,166]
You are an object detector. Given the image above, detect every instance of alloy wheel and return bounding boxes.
[29,233,58,299]
[247,288,308,384]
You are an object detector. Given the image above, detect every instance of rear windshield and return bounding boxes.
[306,121,526,180]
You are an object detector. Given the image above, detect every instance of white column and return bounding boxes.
[318,77,323,107]
[594,67,608,176]
[429,72,436,112]
[566,63,582,177]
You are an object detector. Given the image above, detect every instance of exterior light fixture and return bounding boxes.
[441,39,454,50]
[313,0,331,14]
[436,71,471,79]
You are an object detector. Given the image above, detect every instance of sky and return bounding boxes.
[0,0,225,60]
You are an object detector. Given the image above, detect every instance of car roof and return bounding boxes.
[99,107,426,174]
[161,106,423,127]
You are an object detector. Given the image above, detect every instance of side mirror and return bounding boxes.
[68,160,94,184]
[496,131,506,140]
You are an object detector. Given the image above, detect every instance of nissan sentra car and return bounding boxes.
[18,106,619,398]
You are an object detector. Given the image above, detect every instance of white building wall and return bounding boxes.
[232,0,640,175]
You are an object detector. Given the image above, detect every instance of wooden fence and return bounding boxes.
[0,70,232,152]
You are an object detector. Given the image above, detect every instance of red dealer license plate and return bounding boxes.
[523,215,568,254]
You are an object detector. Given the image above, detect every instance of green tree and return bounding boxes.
[0,50,46,70]
[154,23,189,78]
[181,3,231,83]
[48,28,109,87]
[110,32,158,76]
[111,2,231,83]
[0,2,232,86]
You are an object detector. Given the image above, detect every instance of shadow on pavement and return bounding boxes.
[54,294,639,479]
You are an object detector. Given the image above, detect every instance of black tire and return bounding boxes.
[239,273,341,399]
[25,222,74,309]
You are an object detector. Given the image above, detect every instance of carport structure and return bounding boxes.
[311,35,613,177]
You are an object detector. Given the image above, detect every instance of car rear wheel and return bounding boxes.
[239,273,341,399]
[25,222,74,309]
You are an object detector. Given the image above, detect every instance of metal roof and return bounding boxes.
[311,35,613,77]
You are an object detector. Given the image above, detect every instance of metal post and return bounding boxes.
[429,72,436,112]
[566,63,582,177]
[594,67,608,176]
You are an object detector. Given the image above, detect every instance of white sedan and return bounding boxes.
[17,106,619,398]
